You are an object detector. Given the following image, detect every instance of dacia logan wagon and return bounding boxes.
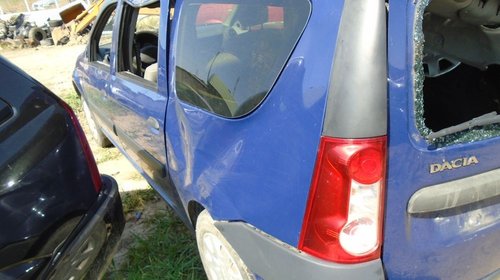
[73,0,500,279]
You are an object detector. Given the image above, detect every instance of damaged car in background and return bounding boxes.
[73,0,499,279]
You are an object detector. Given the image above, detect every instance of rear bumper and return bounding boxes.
[215,221,385,280]
[38,175,124,279]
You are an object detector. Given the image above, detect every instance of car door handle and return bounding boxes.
[147,117,160,131]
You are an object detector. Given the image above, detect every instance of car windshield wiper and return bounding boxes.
[427,111,500,140]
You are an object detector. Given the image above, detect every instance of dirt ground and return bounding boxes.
[1,44,164,268]
[1,45,83,93]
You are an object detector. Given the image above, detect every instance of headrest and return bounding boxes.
[140,45,158,65]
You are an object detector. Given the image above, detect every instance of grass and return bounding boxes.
[111,185,206,279]
[121,188,158,214]
[95,148,121,164]
[61,92,82,113]
[110,210,207,280]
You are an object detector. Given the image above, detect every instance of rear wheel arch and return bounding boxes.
[196,210,253,280]
[187,200,205,228]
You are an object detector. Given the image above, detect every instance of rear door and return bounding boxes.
[385,1,500,279]
[107,1,185,213]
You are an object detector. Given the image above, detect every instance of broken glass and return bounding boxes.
[413,0,500,147]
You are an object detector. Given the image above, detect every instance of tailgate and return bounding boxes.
[385,1,500,279]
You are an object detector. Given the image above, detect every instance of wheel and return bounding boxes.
[81,97,112,148]
[28,27,47,44]
[422,52,461,78]
[196,210,253,280]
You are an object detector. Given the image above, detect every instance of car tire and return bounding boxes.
[81,97,113,148]
[196,210,253,280]
[28,27,47,44]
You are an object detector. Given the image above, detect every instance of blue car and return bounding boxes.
[73,0,500,279]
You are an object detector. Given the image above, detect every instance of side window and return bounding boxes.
[175,0,311,118]
[117,2,160,84]
[89,5,117,64]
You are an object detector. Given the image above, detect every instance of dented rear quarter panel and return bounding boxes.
[385,1,500,279]
[163,0,344,246]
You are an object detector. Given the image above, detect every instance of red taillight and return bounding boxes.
[298,136,386,263]
[60,100,102,192]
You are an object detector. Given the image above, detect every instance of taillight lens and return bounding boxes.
[60,100,102,192]
[298,136,386,263]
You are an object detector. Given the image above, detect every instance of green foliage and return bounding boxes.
[121,188,157,214]
[60,92,82,114]
[110,211,207,280]
[94,148,121,164]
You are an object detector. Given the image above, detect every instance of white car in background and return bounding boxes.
[32,0,57,11]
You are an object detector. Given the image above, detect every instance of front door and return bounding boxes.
[80,4,117,135]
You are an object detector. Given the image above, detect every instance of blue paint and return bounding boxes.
[73,0,500,277]
[384,1,500,279]
[164,0,343,246]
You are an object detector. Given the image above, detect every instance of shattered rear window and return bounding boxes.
[413,0,500,147]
